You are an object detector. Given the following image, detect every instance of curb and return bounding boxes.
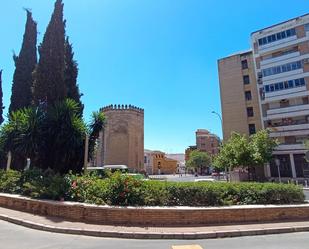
[1,214,309,239]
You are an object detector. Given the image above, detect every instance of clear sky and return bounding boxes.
[1,1,309,153]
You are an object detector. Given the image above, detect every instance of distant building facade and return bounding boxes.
[251,15,309,179]
[144,150,179,175]
[166,153,186,173]
[185,130,220,162]
[96,104,144,172]
[195,129,221,156]
[218,13,309,180]
[218,51,262,140]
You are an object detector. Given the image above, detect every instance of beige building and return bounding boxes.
[144,150,178,175]
[218,13,309,180]
[218,51,262,140]
[96,104,144,172]
[251,14,309,179]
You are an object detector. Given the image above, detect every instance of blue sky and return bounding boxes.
[1,1,309,153]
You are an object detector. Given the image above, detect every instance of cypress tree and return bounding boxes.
[33,0,66,106]
[0,70,4,125]
[64,37,83,115]
[9,10,37,114]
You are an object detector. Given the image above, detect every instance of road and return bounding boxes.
[149,174,222,182]
[1,220,309,249]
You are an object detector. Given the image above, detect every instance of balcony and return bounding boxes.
[264,103,309,120]
[262,89,309,104]
[269,123,309,137]
[261,52,300,67]
[258,36,304,55]
[275,143,306,151]
[267,103,309,116]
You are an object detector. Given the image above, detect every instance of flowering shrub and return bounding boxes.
[67,173,107,205]
[0,169,305,206]
[106,172,145,206]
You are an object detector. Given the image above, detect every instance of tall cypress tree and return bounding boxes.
[9,10,37,114]
[33,0,66,106]
[0,70,4,125]
[64,37,83,115]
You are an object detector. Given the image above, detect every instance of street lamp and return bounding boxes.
[275,157,281,183]
[211,111,222,124]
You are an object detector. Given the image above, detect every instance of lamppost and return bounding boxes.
[211,111,228,181]
[84,133,89,174]
[211,111,222,124]
[275,157,281,183]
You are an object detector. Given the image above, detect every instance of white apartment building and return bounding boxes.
[251,14,309,179]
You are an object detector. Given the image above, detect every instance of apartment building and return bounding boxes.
[185,129,221,172]
[195,129,221,155]
[218,51,262,140]
[251,14,309,179]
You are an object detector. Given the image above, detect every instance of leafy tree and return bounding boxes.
[9,10,37,114]
[0,70,4,125]
[0,107,43,170]
[64,37,83,116]
[213,130,278,173]
[0,99,87,173]
[41,99,86,173]
[33,0,66,106]
[250,129,278,165]
[88,111,105,161]
[213,133,251,172]
[186,150,211,174]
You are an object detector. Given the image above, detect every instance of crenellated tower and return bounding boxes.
[96,104,144,172]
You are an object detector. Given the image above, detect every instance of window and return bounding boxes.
[262,60,302,77]
[245,91,252,101]
[258,28,296,46]
[243,75,250,84]
[305,23,309,32]
[263,78,306,93]
[247,107,254,117]
[249,124,256,135]
[144,156,147,164]
[241,60,248,69]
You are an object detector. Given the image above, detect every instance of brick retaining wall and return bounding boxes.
[0,193,309,226]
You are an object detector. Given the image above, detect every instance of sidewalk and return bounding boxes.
[1,206,309,239]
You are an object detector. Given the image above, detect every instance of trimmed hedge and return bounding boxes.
[0,169,305,206]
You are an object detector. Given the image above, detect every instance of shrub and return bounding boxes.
[0,170,21,193]
[105,172,145,206]
[0,169,305,206]
[67,173,107,205]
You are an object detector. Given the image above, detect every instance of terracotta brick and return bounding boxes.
[0,194,309,227]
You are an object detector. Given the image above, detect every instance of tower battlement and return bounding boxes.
[100,104,144,114]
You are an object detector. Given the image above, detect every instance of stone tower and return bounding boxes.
[96,104,144,172]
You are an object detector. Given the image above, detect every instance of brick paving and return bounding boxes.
[1,206,309,239]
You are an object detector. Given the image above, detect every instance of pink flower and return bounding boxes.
[72,181,77,189]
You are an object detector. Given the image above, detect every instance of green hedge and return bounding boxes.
[0,169,305,206]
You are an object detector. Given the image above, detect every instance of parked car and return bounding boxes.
[194,178,216,182]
